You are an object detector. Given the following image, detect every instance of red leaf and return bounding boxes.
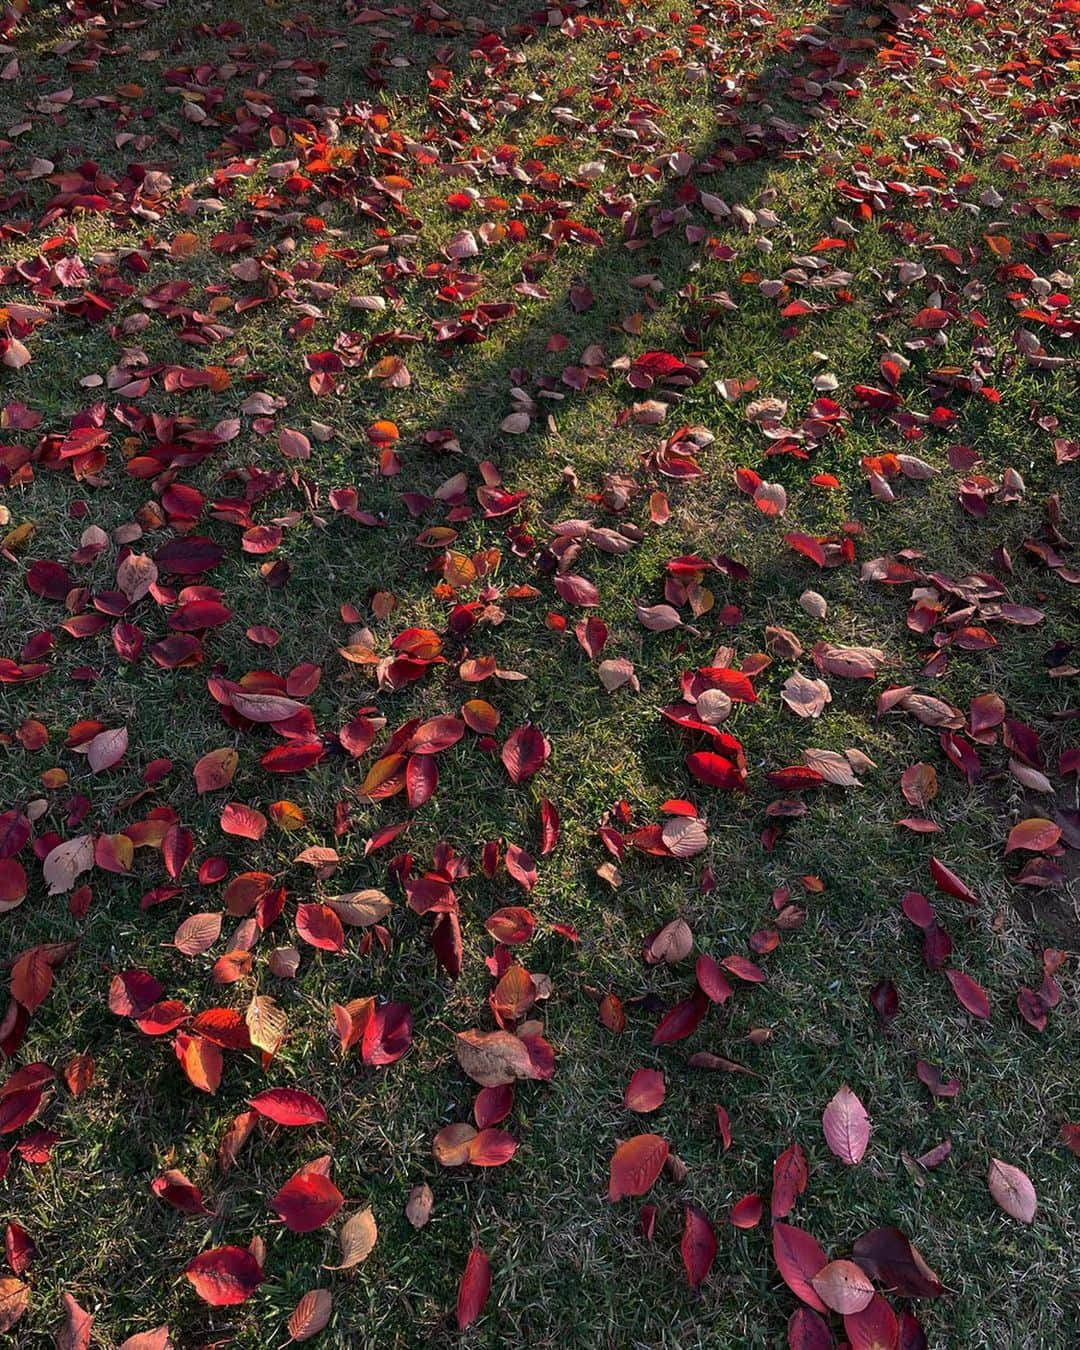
[767,766,825,791]
[154,536,224,575]
[484,907,536,945]
[929,857,977,905]
[730,1193,764,1229]
[184,1246,264,1306]
[174,1032,222,1094]
[787,1307,834,1350]
[652,991,708,1045]
[135,1000,189,1037]
[785,532,827,567]
[773,1222,829,1312]
[501,725,551,784]
[624,1068,665,1113]
[474,1083,514,1129]
[260,742,325,774]
[11,948,53,1013]
[296,903,346,953]
[119,1323,175,1347]
[538,798,560,855]
[54,1291,93,1350]
[271,1170,343,1232]
[467,1128,518,1167]
[680,1204,717,1288]
[901,891,935,928]
[686,750,746,791]
[0,859,27,910]
[150,1169,211,1215]
[845,1294,899,1350]
[109,969,164,1018]
[899,1310,928,1350]
[360,1002,412,1066]
[575,616,608,659]
[407,715,465,755]
[456,1247,491,1331]
[5,1222,34,1276]
[851,1227,944,1298]
[554,573,600,607]
[162,827,193,880]
[722,953,768,984]
[772,1142,808,1218]
[1004,818,1061,854]
[945,968,990,1019]
[0,1088,44,1136]
[696,954,734,1004]
[247,1088,327,1127]
[220,802,267,841]
[608,1133,669,1201]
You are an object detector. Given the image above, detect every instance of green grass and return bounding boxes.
[0,0,1077,1346]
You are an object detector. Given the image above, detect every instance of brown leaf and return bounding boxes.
[0,1278,29,1334]
[173,912,222,957]
[644,918,693,965]
[327,1208,377,1269]
[246,992,287,1054]
[194,748,238,794]
[987,1158,1037,1223]
[901,762,937,809]
[405,1182,434,1229]
[802,748,860,787]
[635,601,682,631]
[813,642,885,679]
[455,1028,542,1087]
[85,726,128,773]
[287,1289,332,1342]
[325,889,392,927]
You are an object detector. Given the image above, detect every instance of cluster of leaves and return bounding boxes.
[0,0,1077,1344]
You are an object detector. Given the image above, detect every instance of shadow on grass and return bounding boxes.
[386,0,895,463]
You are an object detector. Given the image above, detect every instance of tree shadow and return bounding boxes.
[386,0,896,469]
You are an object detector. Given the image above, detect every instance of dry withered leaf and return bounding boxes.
[781,673,831,718]
[987,1159,1037,1224]
[327,1208,377,1269]
[405,1183,434,1229]
[286,1289,332,1343]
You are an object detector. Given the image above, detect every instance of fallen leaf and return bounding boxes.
[987,1158,1037,1223]
[608,1134,669,1201]
[822,1084,870,1165]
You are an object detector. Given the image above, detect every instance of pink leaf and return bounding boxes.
[987,1158,1037,1223]
[822,1084,870,1165]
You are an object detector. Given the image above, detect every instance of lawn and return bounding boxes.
[0,0,1077,1345]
